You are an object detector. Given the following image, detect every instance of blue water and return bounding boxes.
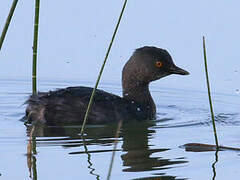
[0,78,240,180]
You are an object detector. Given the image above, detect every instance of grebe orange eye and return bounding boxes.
[155,61,162,67]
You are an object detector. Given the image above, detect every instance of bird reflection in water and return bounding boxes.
[121,122,187,173]
[25,121,187,180]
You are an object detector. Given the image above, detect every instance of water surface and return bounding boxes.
[0,78,240,180]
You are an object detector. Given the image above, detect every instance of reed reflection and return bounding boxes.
[26,121,187,179]
[26,125,38,180]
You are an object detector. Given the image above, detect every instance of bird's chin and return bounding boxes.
[153,72,171,81]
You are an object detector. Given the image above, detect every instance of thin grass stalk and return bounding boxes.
[0,0,18,51]
[107,120,122,180]
[80,0,128,135]
[32,0,40,93]
[203,36,219,148]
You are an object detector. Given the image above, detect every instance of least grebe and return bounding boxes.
[24,46,189,125]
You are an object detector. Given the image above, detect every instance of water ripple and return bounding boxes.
[155,104,240,128]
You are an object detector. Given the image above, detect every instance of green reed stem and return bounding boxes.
[80,0,128,135]
[203,36,219,148]
[107,120,122,180]
[32,0,40,93]
[0,0,18,51]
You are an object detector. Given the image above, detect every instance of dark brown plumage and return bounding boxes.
[24,46,189,125]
